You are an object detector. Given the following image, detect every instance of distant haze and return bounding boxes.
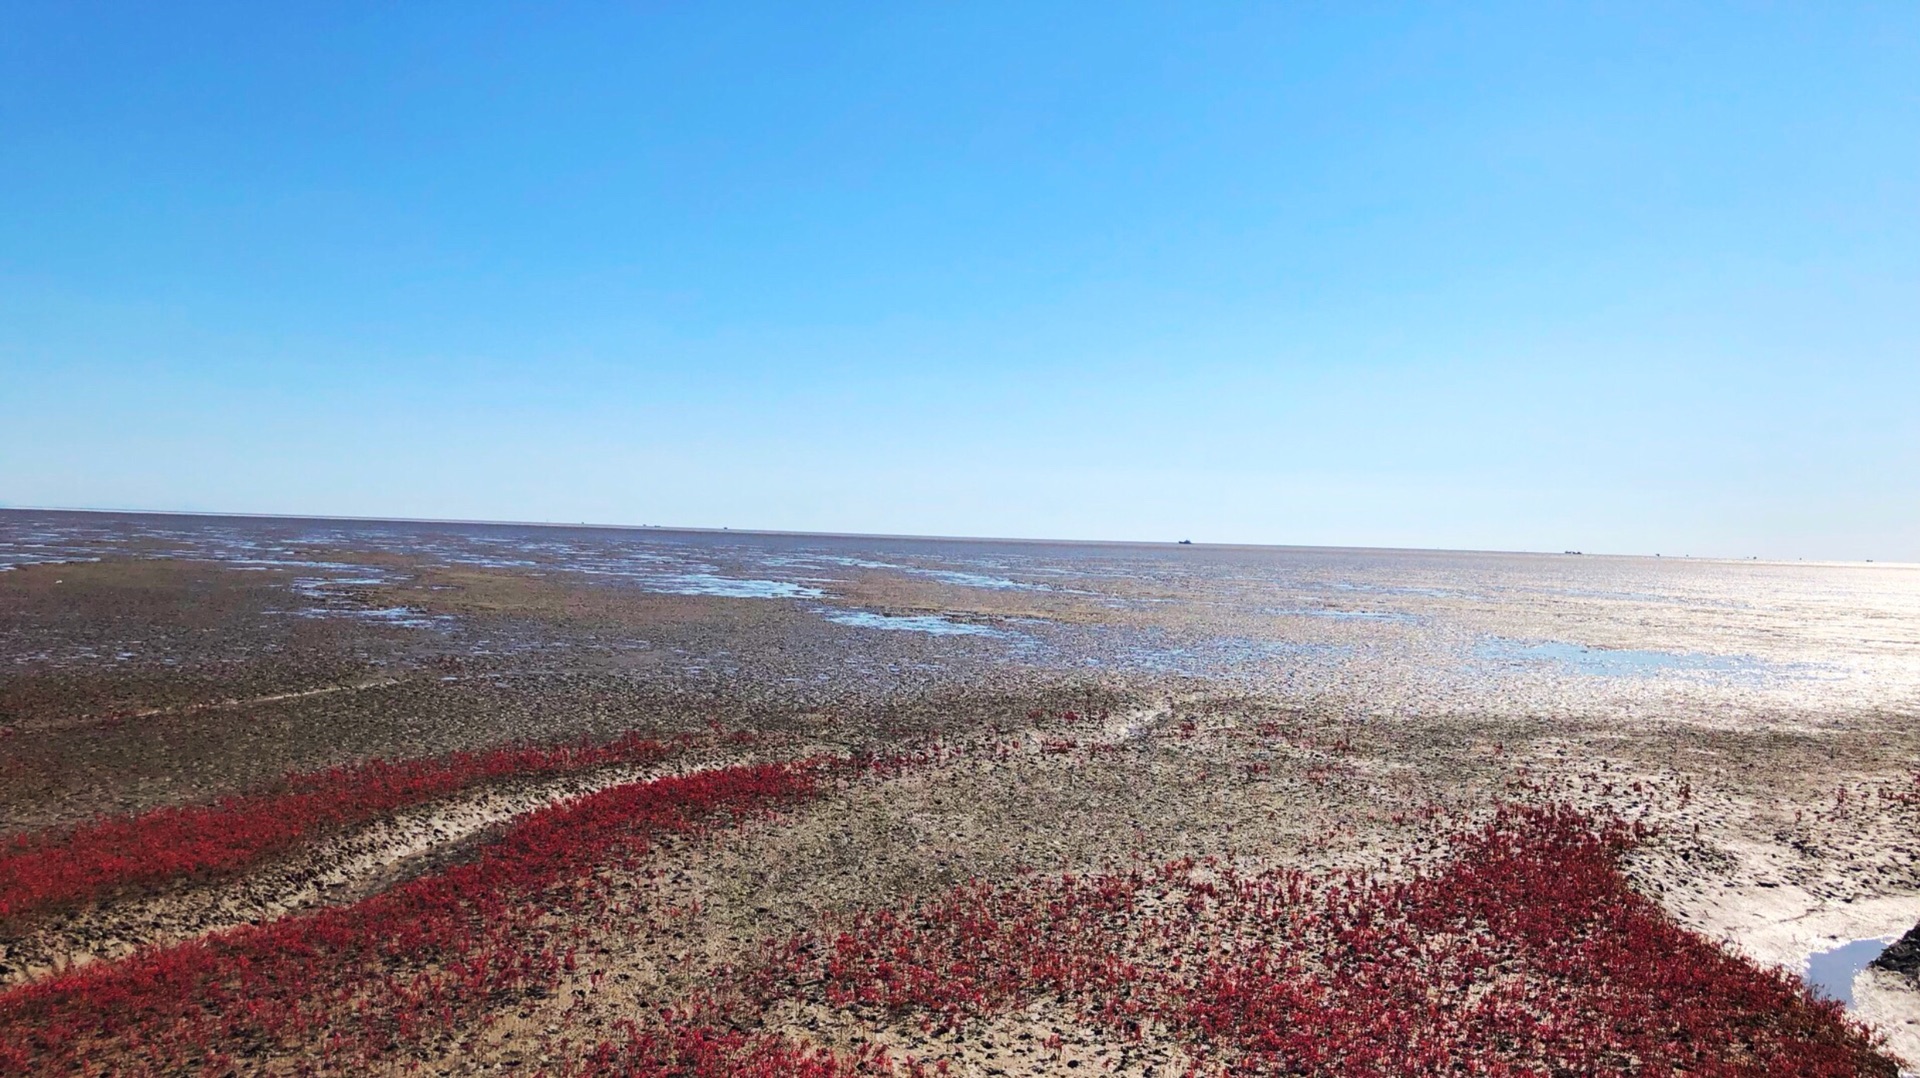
[2,5,1916,560]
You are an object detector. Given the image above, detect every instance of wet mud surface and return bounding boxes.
[2,509,1918,1072]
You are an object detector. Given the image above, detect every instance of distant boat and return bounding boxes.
[1178,539,1193,545]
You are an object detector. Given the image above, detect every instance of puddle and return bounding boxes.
[910,568,1047,591]
[292,606,447,628]
[806,555,1046,591]
[351,607,444,627]
[1805,937,1893,1007]
[1477,638,1758,678]
[653,574,821,599]
[819,610,1011,637]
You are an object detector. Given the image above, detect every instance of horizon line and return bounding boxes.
[0,503,1903,569]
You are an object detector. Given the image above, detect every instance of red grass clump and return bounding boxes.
[0,731,697,922]
[1882,772,1920,806]
[0,758,826,1077]
[761,805,1899,1076]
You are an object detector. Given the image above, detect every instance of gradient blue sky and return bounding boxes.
[3,4,1916,558]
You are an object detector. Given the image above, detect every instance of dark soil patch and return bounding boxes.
[1871,920,1920,981]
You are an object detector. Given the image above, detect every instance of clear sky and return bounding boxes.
[3,4,1916,559]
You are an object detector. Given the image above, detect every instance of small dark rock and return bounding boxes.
[1869,919,1920,981]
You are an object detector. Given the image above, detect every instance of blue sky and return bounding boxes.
[3,4,1916,559]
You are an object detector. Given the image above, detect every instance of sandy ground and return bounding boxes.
[3,524,1917,1073]
[286,694,1909,1075]
[1860,971,1920,1068]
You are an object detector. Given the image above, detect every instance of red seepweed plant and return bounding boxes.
[0,740,1904,1078]
[0,730,729,923]
[0,756,829,1077]
[759,804,1899,1077]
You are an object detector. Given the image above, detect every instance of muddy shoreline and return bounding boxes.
[3,512,1917,1071]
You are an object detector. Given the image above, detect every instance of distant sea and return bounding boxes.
[4,509,1916,724]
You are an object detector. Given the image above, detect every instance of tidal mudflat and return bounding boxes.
[1,509,1916,1074]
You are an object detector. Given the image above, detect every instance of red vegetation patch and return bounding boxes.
[760,806,1898,1076]
[0,731,702,922]
[0,742,1899,1078]
[0,758,825,1077]
[1882,772,1920,807]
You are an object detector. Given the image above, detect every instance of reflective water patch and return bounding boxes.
[1805,937,1893,1008]
[1477,638,1759,678]
[819,609,1011,637]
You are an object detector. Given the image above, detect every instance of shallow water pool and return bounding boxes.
[1477,638,1758,678]
[819,610,1011,637]
[1804,937,1892,1007]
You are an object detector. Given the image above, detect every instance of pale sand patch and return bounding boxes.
[1684,883,1916,973]
[1651,842,1920,1066]
[765,997,1210,1078]
[1854,969,1920,1073]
